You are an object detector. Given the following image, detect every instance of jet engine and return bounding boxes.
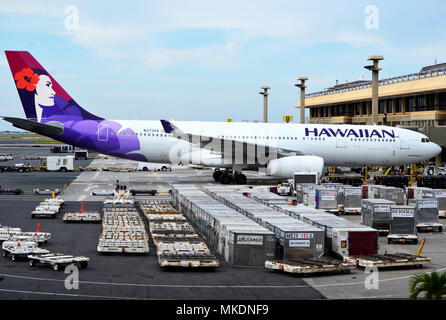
[266,156,325,178]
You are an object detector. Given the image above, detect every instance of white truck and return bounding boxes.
[40,156,74,172]
[137,162,171,171]
[277,179,294,196]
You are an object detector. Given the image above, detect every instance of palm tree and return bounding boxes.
[409,271,446,300]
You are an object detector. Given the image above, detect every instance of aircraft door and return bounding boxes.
[336,136,346,148]
[400,135,409,149]
[98,122,109,142]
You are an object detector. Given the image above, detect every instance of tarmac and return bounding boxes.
[0,153,320,300]
[0,147,445,300]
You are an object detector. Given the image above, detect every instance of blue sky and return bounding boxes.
[1,0,446,130]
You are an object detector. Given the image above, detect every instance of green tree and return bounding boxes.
[409,271,446,300]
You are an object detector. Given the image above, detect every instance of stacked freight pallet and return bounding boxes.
[31,198,64,219]
[97,194,149,254]
[199,186,356,273]
[139,200,219,268]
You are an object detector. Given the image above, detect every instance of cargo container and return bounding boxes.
[172,185,274,266]
[361,199,395,231]
[408,199,442,232]
[407,187,435,200]
[273,222,324,260]
[433,189,446,218]
[337,186,363,214]
[388,206,418,244]
[315,188,338,212]
[302,184,317,206]
[373,186,405,205]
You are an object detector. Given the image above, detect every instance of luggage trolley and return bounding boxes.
[27,253,89,271]
[2,241,49,261]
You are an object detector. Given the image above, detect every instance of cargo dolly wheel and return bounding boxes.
[52,264,59,271]
[80,261,88,269]
[11,254,15,262]
[29,260,36,267]
[3,251,7,258]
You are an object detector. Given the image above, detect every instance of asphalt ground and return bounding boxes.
[1,145,444,301]
[0,150,321,301]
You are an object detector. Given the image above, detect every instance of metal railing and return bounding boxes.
[306,67,446,98]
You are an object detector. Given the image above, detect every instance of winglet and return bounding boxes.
[160,119,176,134]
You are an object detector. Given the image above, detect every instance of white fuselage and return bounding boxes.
[103,121,441,168]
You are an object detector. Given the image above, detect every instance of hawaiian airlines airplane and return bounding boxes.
[2,51,442,184]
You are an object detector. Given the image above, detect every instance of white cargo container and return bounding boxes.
[44,156,74,172]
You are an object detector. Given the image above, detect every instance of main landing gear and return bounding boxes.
[213,169,247,185]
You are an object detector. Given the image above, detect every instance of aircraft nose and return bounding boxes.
[433,143,442,157]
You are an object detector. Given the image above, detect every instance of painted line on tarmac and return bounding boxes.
[0,288,159,300]
[1,268,445,289]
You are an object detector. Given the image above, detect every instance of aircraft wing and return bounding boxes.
[2,117,64,136]
[160,119,314,160]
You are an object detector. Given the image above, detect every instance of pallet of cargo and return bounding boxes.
[31,209,57,219]
[416,223,443,232]
[265,257,356,274]
[346,253,431,268]
[97,240,149,253]
[2,241,49,261]
[145,214,186,222]
[0,227,22,241]
[63,212,102,223]
[28,253,89,271]
[156,242,212,256]
[10,232,51,243]
[158,255,219,268]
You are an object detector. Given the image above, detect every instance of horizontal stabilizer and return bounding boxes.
[2,117,64,136]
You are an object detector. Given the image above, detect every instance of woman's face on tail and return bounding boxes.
[35,75,55,106]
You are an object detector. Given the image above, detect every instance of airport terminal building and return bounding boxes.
[296,63,446,162]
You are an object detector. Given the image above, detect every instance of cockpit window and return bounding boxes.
[421,138,431,143]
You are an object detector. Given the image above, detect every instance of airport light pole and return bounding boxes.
[259,86,270,123]
[364,56,384,125]
[295,77,308,124]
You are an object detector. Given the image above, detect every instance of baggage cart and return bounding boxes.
[2,241,49,261]
[387,206,418,244]
[27,253,89,271]
[158,255,219,268]
[346,253,431,269]
[265,257,356,274]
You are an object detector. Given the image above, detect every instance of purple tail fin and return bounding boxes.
[5,51,103,123]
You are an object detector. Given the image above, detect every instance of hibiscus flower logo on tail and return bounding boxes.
[14,67,39,92]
